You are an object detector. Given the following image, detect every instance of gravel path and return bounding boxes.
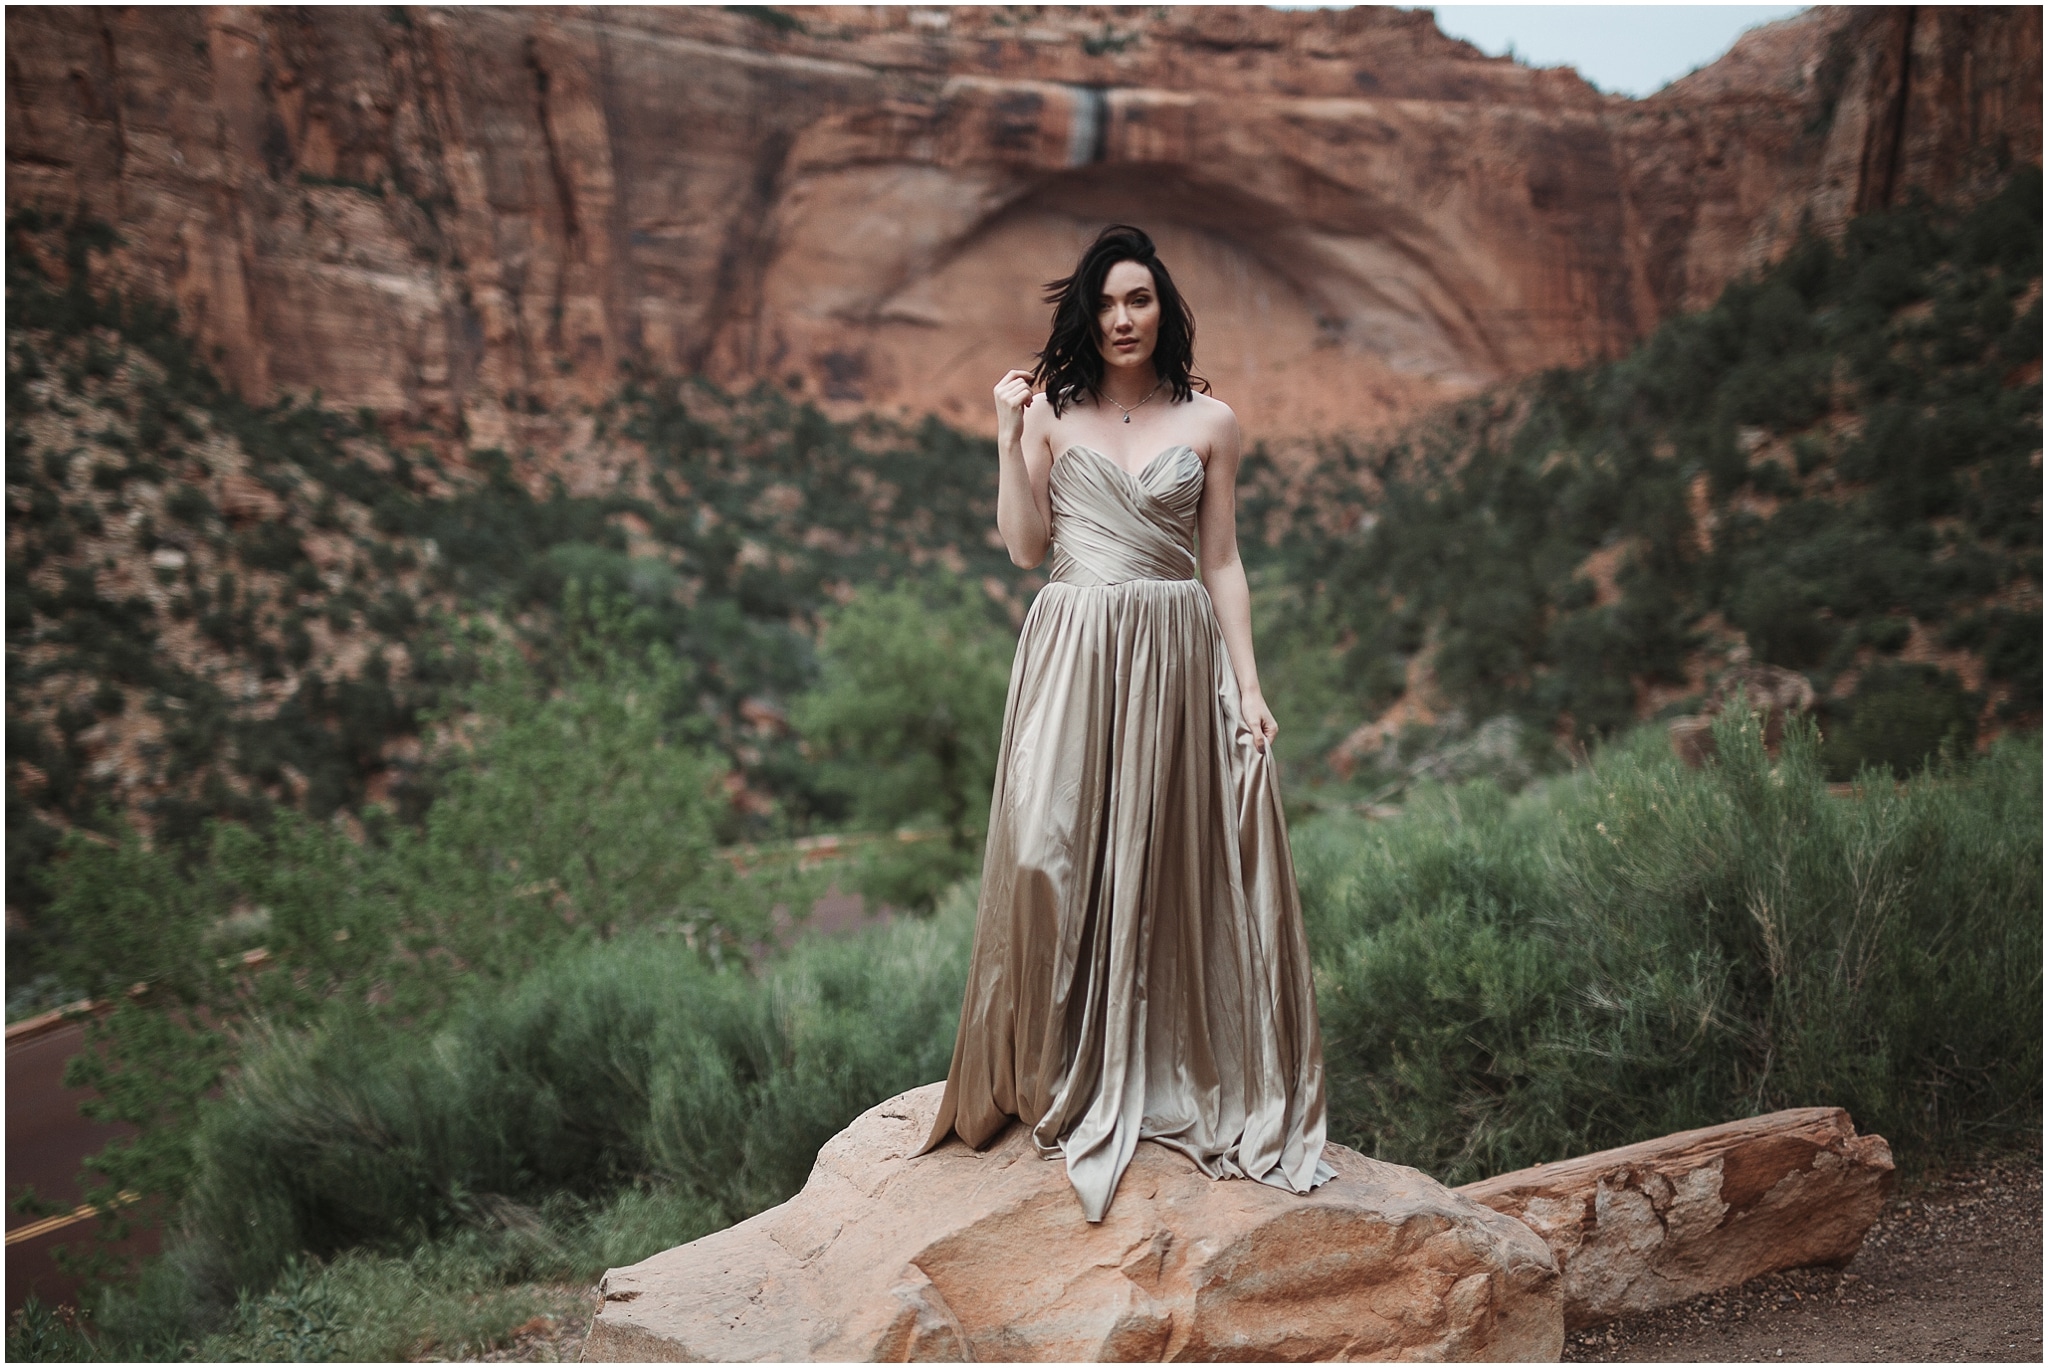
[1565,1146,2042,1363]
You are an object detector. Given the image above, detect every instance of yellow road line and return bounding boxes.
[6,1191,142,1245]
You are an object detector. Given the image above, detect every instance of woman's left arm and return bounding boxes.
[1196,409,1278,752]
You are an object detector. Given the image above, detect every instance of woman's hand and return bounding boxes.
[994,368,1035,445]
[1240,686,1278,753]
[992,368,1051,568]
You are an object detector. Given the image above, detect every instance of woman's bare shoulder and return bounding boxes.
[1023,384,1073,452]
[1183,390,1241,452]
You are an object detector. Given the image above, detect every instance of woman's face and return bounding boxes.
[1095,259,1161,374]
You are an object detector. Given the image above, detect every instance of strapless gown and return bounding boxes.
[917,441,1334,1222]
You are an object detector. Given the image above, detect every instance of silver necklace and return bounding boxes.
[1105,379,1162,423]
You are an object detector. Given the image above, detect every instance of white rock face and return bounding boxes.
[1457,1107,1894,1329]
[585,1082,1564,1362]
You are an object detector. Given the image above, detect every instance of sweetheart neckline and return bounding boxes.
[1058,442,1200,483]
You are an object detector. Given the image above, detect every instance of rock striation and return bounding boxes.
[585,1082,1564,1362]
[1458,1107,1896,1330]
[6,6,2038,455]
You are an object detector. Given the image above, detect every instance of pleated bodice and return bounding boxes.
[1046,443,1203,587]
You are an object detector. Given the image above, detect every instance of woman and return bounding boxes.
[916,224,1333,1222]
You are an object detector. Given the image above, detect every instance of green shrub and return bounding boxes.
[1819,663,1981,780]
[56,1178,718,1362]
[794,575,1014,909]
[7,1298,99,1363]
[166,893,969,1303]
[1303,713,2039,1182]
[233,523,304,574]
[1982,608,2042,699]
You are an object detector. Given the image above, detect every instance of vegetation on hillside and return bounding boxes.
[1252,169,2040,789]
[5,213,1026,1012]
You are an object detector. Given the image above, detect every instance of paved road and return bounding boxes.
[6,1020,160,1316]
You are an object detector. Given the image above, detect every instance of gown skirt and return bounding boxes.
[917,441,1334,1222]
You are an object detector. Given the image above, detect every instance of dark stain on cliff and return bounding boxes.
[1872,6,1920,211]
[989,88,1046,156]
[527,38,583,246]
[694,124,795,375]
[527,34,584,360]
[93,16,128,191]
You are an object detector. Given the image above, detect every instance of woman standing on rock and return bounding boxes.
[916,224,1334,1222]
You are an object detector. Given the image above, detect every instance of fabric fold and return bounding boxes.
[919,442,1331,1222]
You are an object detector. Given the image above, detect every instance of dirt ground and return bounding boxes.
[1564,1146,2043,1363]
[472,1147,2042,1363]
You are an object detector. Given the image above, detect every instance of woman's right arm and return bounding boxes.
[993,368,1053,569]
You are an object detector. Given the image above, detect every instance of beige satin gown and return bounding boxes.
[918,440,1335,1222]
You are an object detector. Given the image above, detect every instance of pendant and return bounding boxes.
[1122,413,1131,423]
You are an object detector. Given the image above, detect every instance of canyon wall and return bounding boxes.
[6,5,2038,453]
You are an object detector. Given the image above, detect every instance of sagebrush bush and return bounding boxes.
[1304,711,2040,1183]
[167,895,971,1302]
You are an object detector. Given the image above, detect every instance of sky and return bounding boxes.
[1401,5,1811,98]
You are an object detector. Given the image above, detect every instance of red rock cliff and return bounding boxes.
[6,5,2038,450]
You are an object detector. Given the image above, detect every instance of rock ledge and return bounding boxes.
[1458,1107,1894,1329]
[587,1083,1563,1361]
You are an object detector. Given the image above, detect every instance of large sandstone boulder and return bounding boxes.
[1457,1107,1894,1330]
[586,1083,1563,1361]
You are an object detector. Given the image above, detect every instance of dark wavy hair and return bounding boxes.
[1031,224,1208,417]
